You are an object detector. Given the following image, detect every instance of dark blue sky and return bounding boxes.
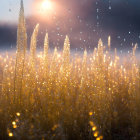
[0,0,140,51]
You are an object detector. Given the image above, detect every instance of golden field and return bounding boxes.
[0,1,140,140]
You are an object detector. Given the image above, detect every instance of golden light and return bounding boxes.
[92,126,97,131]
[89,112,93,116]
[94,131,99,137]
[12,121,16,125]
[13,125,17,129]
[8,132,13,137]
[16,112,20,116]
[41,0,52,11]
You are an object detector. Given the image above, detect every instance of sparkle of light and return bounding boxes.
[9,133,13,137]
[16,112,20,116]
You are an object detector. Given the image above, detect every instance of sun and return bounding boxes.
[41,0,52,11]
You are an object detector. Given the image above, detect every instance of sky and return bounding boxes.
[0,0,33,23]
[0,0,140,51]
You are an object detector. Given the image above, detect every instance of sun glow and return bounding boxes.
[41,0,52,11]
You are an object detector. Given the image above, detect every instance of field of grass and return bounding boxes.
[1,1,140,140]
[0,33,140,140]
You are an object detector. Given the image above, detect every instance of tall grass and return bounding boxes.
[0,34,140,140]
[0,1,140,140]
